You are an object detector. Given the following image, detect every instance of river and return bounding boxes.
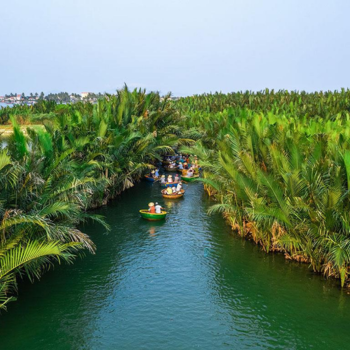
[0,102,13,108]
[0,180,349,349]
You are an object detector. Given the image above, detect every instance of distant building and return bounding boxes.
[81,92,92,99]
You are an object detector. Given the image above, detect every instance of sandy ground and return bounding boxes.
[0,125,15,136]
[0,124,44,138]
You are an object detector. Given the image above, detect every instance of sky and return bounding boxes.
[0,0,349,96]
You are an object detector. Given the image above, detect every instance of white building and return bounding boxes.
[81,92,92,99]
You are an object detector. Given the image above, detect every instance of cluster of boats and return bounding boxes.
[139,155,200,221]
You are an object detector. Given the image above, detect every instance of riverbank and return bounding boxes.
[178,90,350,287]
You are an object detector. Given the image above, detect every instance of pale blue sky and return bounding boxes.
[0,0,349,96]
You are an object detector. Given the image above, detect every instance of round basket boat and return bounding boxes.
[165,182,179,187]
[162,160,171,165]
[162,189,185,199]
[181,175,199,183]
[139,209,167,221]
[144,175,158,182]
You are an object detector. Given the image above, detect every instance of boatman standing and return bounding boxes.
[176,181,182,193]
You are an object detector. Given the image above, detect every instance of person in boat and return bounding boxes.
[176,181,182,193]
[186,168,194,177]
[178,162,183,170]
[167,175,173,183]
[161,187,169,194]
[166,186,173,195]
[172,186,177,193]
[155,202,164,213]
[183,162,188,170]
[174,174,180,182]
[155,168,160,177]
[151,170,156,178]
[160,175,166,184]
[192,162,199,174]
[148,202,156,213]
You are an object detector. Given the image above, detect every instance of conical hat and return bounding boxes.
[148,202,154,206]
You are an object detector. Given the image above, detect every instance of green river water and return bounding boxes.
[1,180,350,349]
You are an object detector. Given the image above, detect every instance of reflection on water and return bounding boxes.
[148,226,156,237]
[0,180,349,350]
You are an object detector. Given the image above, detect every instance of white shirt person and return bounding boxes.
[155,203,163,213]
[176,182,182,192]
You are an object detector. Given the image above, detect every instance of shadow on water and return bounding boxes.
[0,180,350,349]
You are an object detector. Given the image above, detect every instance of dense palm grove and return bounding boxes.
[2,88,350,312]
[179,89,350,287]
[0,88,191,311]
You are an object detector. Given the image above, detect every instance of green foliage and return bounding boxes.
[0,87,182,311]
[180,90,350,287]
[4,86,350,307]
